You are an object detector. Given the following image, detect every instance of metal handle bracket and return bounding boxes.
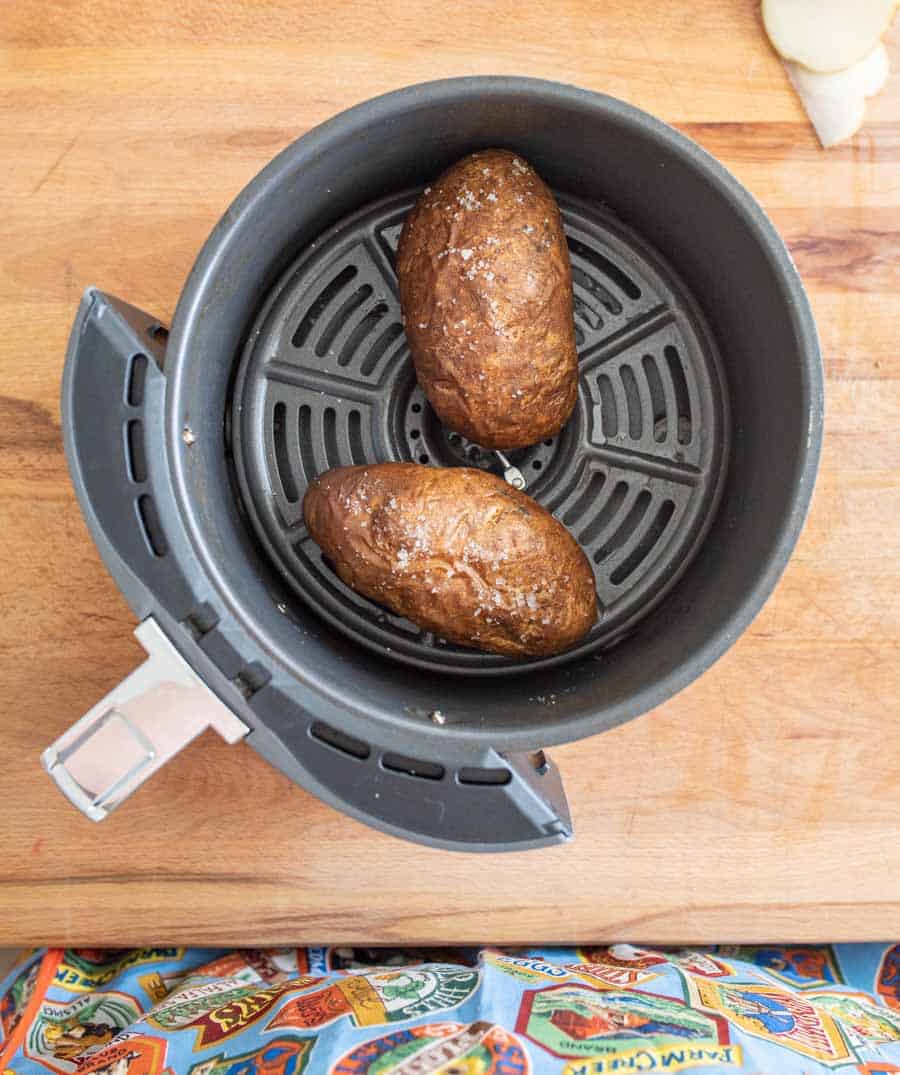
[41,618,248,821]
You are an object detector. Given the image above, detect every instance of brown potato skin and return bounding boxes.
[303,463,597,658]
[397,149,578,450]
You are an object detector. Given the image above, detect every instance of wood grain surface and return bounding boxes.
[1,0,898,946]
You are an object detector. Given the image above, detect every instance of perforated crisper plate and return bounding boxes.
[230,189,729,675]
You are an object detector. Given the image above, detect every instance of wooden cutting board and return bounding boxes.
[1,0,898,945]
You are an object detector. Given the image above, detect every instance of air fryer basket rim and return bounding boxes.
[165,75,824,752]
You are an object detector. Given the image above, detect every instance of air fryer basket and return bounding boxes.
[48,78,823,851]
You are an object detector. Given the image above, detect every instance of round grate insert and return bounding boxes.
[230,189,729,675]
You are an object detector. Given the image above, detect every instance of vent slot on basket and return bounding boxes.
[137,494,168,557]
[310,721,370,760]
[382,753,445,781]
[458,766,512,786]
[127,353,148,406]
[126,420,147,483]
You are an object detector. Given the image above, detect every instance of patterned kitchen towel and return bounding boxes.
[1,944,899,1074]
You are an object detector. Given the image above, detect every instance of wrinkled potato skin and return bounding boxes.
[304,463,597,657]
[397,149,578,450]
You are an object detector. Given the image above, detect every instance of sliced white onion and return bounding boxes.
[786,44,890,147]
[763,0,897,73]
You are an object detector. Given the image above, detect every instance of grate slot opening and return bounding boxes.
[572,287,604,330]
[318,284,373,358]
[581,480,628,547]
[563,472,607,527]
[338,302,388,367]
[361,320,404,376]
[272,402,299,502]
[620,364,643,440]
[572,263,621,316]
[611,499,676,585]
[597,374,618,440]
[322,407,339,469]
[665,344,692,444]
[568,235,641,300]
[595,489,652,564]
[293,265,358,348]
[348,409,366,464]
[297,404,316,481]
[642,354,667,442]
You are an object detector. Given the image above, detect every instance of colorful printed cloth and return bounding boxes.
[2,945,899,1075]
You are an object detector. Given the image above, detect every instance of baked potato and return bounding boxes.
[396,149,578,450]
[304,463,597,657]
